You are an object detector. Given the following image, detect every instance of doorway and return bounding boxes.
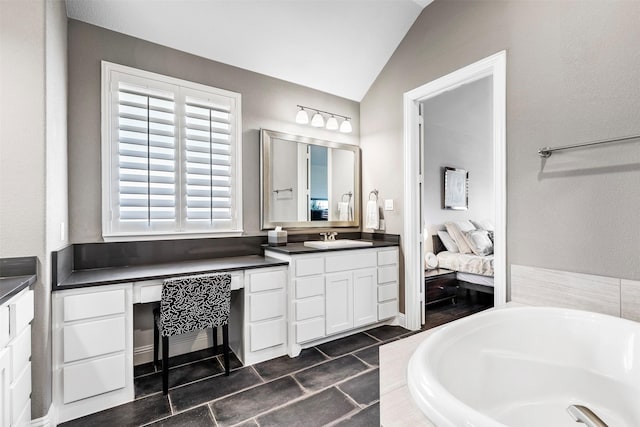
[402,51,507,330]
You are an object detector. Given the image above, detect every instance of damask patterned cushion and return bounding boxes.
[159,273,231,337]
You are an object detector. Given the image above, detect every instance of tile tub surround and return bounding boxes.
[60,325,413,427]
[511,264,640,320]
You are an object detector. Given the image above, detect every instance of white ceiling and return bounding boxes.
[65,0,431,101]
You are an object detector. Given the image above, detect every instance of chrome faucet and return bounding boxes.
[319,232,338,241]
[567,405,608,427]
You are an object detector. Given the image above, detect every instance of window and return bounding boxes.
[101,62,242,239]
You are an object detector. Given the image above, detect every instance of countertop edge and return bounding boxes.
[0,274,36,305]
[53,256,289,291]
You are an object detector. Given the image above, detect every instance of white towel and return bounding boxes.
[337,202,349,221]
[365,200,379,229]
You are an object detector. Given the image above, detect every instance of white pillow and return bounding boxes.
[470,219,495,232]
[445,220,476,254]
[464,229,494,256]
[437,230,459,253]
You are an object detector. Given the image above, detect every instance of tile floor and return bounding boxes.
[60,296,491,427]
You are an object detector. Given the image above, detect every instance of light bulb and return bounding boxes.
[339,118,352,133]
[326,116,339,130]
[311,111,324,127]
[295,107,309,124]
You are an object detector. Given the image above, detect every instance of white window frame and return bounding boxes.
[101,61,243,241]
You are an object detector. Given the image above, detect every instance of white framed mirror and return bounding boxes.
[260,129,361,229]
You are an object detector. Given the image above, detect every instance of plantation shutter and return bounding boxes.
[103,62,242,238]
[115,81,176,231]
[183,91,237,231]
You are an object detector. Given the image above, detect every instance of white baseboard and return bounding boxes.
[31,403,56,427]
[134,329,216,366]
[393,313,407,329]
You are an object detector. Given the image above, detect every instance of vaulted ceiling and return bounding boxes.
[65,0,432,101]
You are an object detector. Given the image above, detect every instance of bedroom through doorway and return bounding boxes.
[402,51,506,331]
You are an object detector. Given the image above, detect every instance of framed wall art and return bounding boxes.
[442,167,468,210]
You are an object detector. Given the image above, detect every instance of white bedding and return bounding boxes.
[436,251,494,277]
[456,271,494,287]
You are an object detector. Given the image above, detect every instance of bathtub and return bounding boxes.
[407,306,640,427]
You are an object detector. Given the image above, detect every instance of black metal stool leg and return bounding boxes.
[213,326,218,353]
[162,335,169,395]
[153,308,159,370]
[222,324,230,376]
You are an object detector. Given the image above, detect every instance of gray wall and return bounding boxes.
[361,0,640,301]
[68,20,360,243]
[422,76,494,250]
[0,0,68,419]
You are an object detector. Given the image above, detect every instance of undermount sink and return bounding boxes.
[303,240,374,249]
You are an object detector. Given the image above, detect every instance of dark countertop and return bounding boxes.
[262,239,399,255]
[1,256,38,305]
[54,255,289,291]
[0,274,37,305]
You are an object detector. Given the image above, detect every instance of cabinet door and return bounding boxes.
[0,348,10,427]
[353,268,377,327]
[325,272,353,335]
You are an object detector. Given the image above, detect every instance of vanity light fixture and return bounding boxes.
[326,115,339,130]
[339,118,352,133]
[295,105,352,133]
[295,106,309,124]
[311,111,325,127]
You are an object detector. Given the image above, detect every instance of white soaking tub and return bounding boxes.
[408,306,640,427]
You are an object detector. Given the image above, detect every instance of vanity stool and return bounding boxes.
[153,273,231,395]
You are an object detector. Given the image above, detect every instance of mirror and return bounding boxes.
[260,129,361,229]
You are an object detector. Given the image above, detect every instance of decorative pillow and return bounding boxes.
[445,220,476,254]
[470,219,495,232]
[437,230,459,253]
[464,229,494,256]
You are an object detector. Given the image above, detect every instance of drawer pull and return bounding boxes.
[437,286,445,290]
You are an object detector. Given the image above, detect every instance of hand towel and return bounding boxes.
[338,202,349,221]
[365,200,379,229]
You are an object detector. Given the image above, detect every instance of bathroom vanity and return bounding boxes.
[264,242,399,357]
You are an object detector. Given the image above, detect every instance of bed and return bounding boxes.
[432,234,494,296]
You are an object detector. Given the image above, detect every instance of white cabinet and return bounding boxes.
[52,283,134,423]
[265,246,399,357]
[325,272,353,335]
[233,267,288,366]
[0,288,34,427]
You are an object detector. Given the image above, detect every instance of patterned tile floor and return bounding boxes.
[60,296,491,427]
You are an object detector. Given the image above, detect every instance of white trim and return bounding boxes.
[403,51,507,331]
[30,403,56,427]
[100,61,243,240]
[394,312,407,329]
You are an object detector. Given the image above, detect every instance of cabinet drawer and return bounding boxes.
[295,276,324,299]
[378,249,398,266]
[249,318,286,352]
[64,317,126,363]
[296,317,325,343]
[378,300,397,320]
[249,269,286,293]
[378,265,397,284]
[11,289,34,334]
[426,276,457,302]
[64,289,125,322]
[10,361,30,424]
[0,304,9,348]
[295,297,324,321]
[295,257,324,277]
[250,291,285,322]
[63,353,126,404]
[325,251,376,273]
[378,283,398,302]
[10,325,31,383]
